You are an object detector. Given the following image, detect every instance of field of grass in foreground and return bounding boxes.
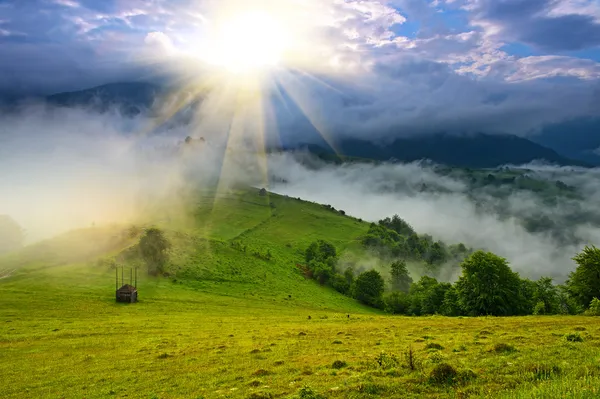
[2,263,600,399]
[2,188,600,398]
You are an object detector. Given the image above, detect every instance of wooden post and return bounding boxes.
[130,268,133,286]
[121,267,124,288]
[115,267,118,291]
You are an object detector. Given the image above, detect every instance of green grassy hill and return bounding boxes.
[0,187,374,313]
[2,188,600,399]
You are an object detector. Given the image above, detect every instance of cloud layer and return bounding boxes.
[2,0,600,137]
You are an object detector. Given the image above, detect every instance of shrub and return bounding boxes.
[296,386,325,399]
[564,333,583,342]
[429,363,458,385]
[425,343,444,350]
[492,343,516,353]
[331,360,347,369]
[533,300,546,315]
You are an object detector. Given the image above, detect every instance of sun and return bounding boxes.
[204,11,289,74]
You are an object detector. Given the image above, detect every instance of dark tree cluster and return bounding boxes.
[304,238,600,316]
[384,247,597,317]
[303,240,384,308]
[361,215,471,272]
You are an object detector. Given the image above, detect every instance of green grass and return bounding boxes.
[2,188,600,398]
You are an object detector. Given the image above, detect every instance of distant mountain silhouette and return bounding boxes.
[37,82,592,168]
[532,118,600,166]
[290,133,589,168]
[46,82,162,116]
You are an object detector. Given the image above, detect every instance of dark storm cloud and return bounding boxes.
[470,0,600,51]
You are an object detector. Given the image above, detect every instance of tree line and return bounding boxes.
[303,237,600,317]
[361,215,472,275]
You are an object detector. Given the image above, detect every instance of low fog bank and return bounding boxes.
[0,105,259,244]
[2,104,599,282]
[267,153,600,281]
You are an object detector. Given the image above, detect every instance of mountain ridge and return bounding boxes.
[3,81,592,168]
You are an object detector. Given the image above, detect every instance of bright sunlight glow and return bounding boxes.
[205,11,289,74]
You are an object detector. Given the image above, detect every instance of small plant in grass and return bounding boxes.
[252,369,271,377]
[375,351,399,369]
[356,382,385,395]
[429,363,458,385]
[247,392,273,399]
[525,364,562,380]
[405,346,419,370]
[427,351,446,364]
[296,386,325,399]
[331,360,347,369]
[565,332,584,342]
[492,343,516,353]
[425,342,444,350]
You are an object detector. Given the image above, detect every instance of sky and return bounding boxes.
[1,0,600,135]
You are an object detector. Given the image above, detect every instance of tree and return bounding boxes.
[0,215,25,254]
[352,270,385,308]
[331,273,351,295]
[455,251,523,316]
[379,215,415,237]
[408,276,449,315]
[390,260,413,293]
[139,228,171,276]
[585,298,600,316]
[384,291,411,314]
[440,286,462,316]
[532,277,559,315]
[310,261,333,285]
[305,240,337,265]
[567,245,600,308]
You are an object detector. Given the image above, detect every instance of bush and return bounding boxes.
[533,301,546,315]
[331,360,347,369]
[425,343,444,350]
[429,363,458,385]
[564,333,583,342]
[296,386,325,399]
[492,343,516,353]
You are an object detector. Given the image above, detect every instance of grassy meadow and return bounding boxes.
[2,188,600,398]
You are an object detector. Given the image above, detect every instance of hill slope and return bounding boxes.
[0,188,373,312]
